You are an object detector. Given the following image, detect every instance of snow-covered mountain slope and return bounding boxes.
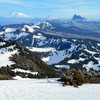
[0,45,17,67]
[0,21,100,72]
[0,79,100,100]
[28,36,100,71]
[0,39,18,67]
[0,24,40,40]
[0,38,57,79]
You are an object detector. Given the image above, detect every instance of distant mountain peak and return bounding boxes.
[72,14,87,21]
[10,12,30,18]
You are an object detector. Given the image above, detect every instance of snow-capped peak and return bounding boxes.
[22,25,35,32]
[10,12,30,18]
[39,21,54,30]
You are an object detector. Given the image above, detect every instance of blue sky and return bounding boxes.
[0,0,100,20]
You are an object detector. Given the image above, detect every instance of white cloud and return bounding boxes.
[10,12,30,18]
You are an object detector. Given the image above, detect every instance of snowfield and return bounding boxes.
[0,45,18,67]
[4,28,16,33]
[0,79,100,100]
[28,47,56,52]
[12,68,38,75]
